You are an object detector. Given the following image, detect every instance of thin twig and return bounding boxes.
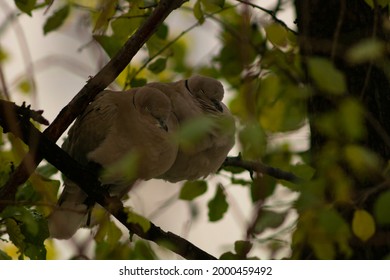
[222,155,303,184]
[331,0,345,61]
[0,55,10,100]
[129,5,236,86]
[360,0,379,100]
[0,1,37,105]
[235,0,297,35]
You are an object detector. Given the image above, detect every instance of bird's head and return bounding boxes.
[185,75,224,113]
[133,87,172,131]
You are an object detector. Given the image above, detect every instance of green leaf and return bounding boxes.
[0,47,9,62]
[194,0,205,24]
[344,145,380,175]
[307,57,346,95]
[0,250,12,260]
[130,78,147,87]
[93,0,117,33]
[147,57,167,74]
[131,240,158,260]
[111,7,144,40]
[95,220,123,246]
[18,79,31,94]
[43,5,70,35]
[179,180,208,200]
[219,240,254,260]
[155,23,169,40]
[318,208,349,235]
[94,35,125,58]
[208,184,228,222]
[239,122,267,160]
[289,163,315,181]
[127,211,151,233]
[175,116,216,152]
[5,218,25,251]
[310,239,335,260]
[234,240,253,255]
[219,251,240,260]
[265,23,288,47]
[36,163,58,178]
[14,0,37,16]
[146,35,166,57]
[101,152,139,183]
[347,39,384,63]
[338,99,365,141]
[364,0,390,8]
[374,190,390,225]
[2,207,49,259]
[254,210,287,234]
[352,209,375,242]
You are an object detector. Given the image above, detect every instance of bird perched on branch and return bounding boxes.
[48,87,178,239]
[146,75,235,182]
[49,75,235,239]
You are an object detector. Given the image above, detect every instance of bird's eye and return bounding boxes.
[212,99,223,112]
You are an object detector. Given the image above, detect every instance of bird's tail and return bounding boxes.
[48,180,90,239]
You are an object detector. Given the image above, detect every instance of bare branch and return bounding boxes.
[222,155,303,184]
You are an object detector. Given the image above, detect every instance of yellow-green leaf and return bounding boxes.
[93,0,117,33]
[18,79,31,94]
[307,57,346,95]
[5,218,25,250]
[290,163,315,181]
[347,39,384,63]
[364,0,390,8]
[93,35,125,58]
[194,0,205,24]
[352,209,375,242]
[265,23,288,47]
[174,116,216,152]
[239,122,267,160]
[344,145,380,174]
[127,211,151,233]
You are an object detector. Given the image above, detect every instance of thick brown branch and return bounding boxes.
[223,155,303,184]
[0,0,187,206]
[0,99,216,260]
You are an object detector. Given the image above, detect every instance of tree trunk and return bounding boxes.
[295,0,390,259]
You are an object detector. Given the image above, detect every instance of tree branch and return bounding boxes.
[0,0,187,206]
[222,155,303,184]
[0,99,216,260]
[235,0,297,35]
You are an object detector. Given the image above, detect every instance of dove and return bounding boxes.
[48,87,178,239]
[146,75,235,182]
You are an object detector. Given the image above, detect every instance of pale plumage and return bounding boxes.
[48,87,178,239]
[147,75,235,182]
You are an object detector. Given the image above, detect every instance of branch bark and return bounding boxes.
[0,0,187,205]
[0,99,216,260]
[222,155,303,184]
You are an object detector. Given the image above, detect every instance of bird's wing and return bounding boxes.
[62,91,118,166]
